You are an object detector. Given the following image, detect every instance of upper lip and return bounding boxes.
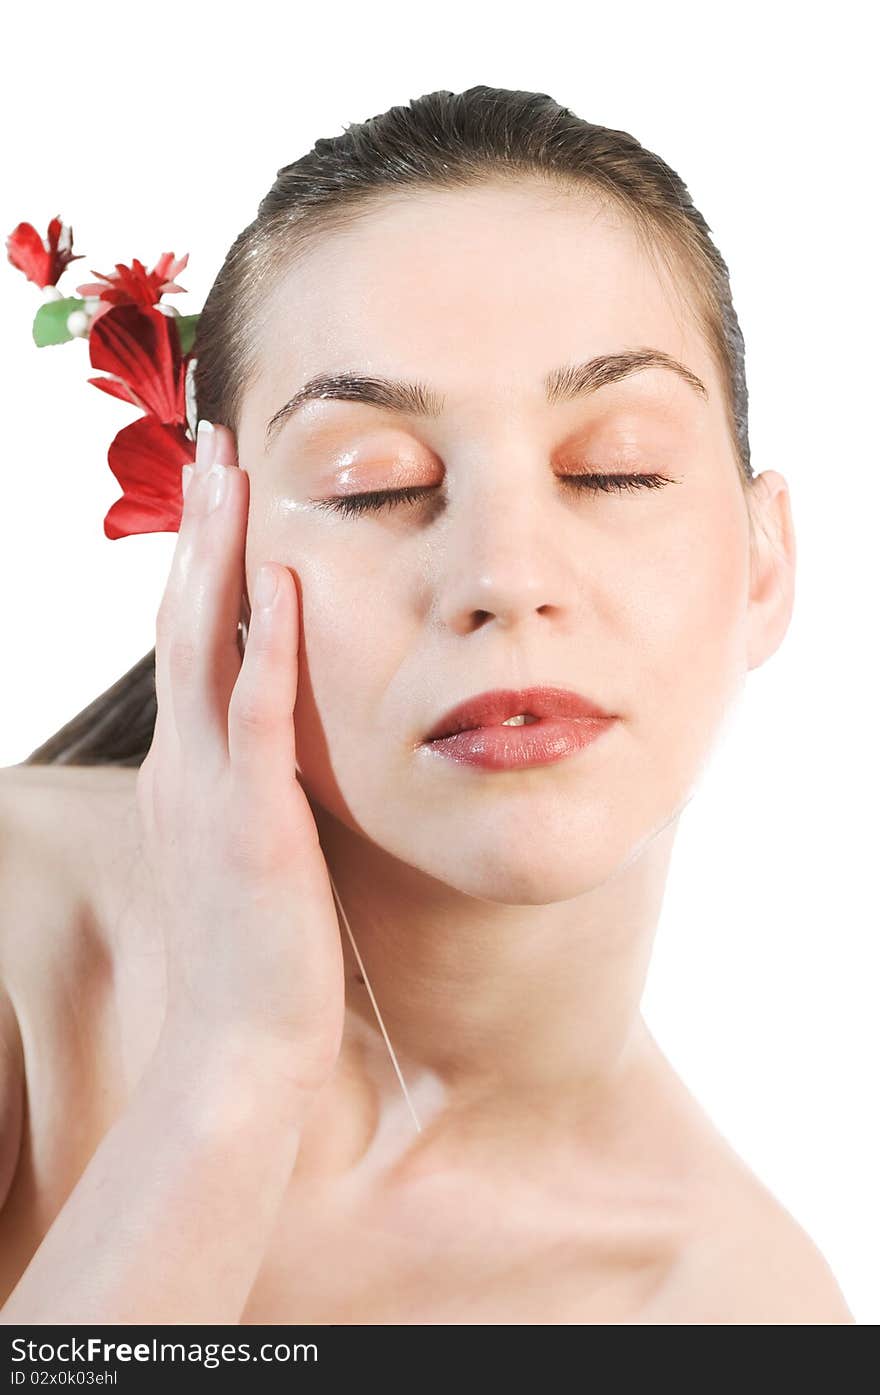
[422,686,615,742]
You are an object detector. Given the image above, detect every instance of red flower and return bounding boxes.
[87,303,196,538]
[6,216,85,288]
[76,251,188,324]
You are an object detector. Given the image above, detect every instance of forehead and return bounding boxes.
[249,182,712,424]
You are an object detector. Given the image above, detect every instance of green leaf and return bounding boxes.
[32,297,87,346]
[175,313,201,356]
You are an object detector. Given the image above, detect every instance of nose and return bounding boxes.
[432,474,580,637]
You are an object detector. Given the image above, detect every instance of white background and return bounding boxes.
[1,0,876,1324]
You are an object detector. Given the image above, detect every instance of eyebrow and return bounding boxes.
[264,347,709,453]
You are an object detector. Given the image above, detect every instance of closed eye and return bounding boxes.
[313,472,677,518]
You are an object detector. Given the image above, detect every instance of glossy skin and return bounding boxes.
[235,179,787,1123]
[0,180,854,1321]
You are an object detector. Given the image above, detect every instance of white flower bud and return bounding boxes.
[41,285,64,302]
[66,309,90,337]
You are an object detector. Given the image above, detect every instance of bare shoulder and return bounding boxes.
[0,763,130,1220]
[0,758,139,820]
[644,1171,855,1324]
[0,763,82,947]
[0,759,139,842]
[0,763,143,1290]
[0,761,140,970]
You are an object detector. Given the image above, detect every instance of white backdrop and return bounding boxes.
[2,0,876,1325]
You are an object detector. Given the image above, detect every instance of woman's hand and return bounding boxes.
[136,422,346,1099]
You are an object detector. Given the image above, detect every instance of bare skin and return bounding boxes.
[0,768,853,1324]
[0,181,855,1323]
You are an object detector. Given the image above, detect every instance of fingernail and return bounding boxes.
[181,464,194,498]
[206,463,228,512]
[195,419,216,473]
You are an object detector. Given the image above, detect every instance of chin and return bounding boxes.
[418,833,641,906]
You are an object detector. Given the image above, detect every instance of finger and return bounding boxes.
[153,422,247,771]
[227,560,300,789]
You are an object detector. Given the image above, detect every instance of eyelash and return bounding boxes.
[314,472,675,518]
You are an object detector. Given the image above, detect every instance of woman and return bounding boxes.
[0,86,854,1324]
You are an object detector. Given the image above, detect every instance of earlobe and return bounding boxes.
[746,470,797,671]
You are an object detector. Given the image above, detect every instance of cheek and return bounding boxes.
[626,500,751,794]
[289,556,406,799]
[643,515,748,687]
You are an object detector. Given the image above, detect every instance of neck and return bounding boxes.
[308,800,679,1127]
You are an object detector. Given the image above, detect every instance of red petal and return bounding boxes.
[87,374,147,411]
[46,216,62,251]
[152,251,189,297]
[104,491,184,538]
[89,304,185,423]
[151,252,175,279]
[6,222,51,287]
[103,416,195,539]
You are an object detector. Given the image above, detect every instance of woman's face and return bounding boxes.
[235,182,771,904]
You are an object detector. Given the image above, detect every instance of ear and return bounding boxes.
[745,470,797,671]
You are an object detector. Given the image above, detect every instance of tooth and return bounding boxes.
[500,713,539,726]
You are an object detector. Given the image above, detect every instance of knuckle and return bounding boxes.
[229,688,272,734]
[223,810,283,879]
[224,820,266,872]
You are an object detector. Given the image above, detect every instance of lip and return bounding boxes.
[419,686,617,772]
[422,686,614,742]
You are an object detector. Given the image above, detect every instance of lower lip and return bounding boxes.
[422,715,616,770]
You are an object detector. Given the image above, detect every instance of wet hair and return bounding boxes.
[22,84,752,770]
